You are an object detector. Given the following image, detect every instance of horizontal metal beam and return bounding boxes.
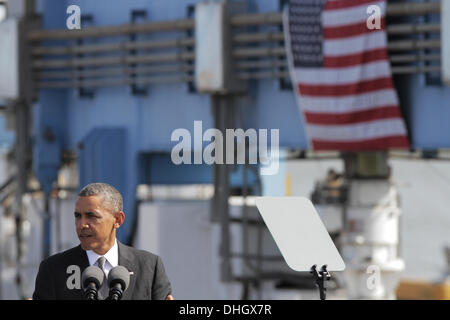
[35,64,195,80]
[233,23,440,44]
[238,71,289,80]
[387,22,440,34]
[230,2,441,27]
[35,50,441,82]
[233,47,286,58]
[236,60,288,69]
[27,18,195,41]
[233,32,284,44]
[33,45,441,82]
[35,53,442,82]
[31,37,195,56]
[232,39,441,59]
[233,38,441,51]
[32,52,194,69]
[37,63,440,88]
[27,2,443,88]
[236,54,441,70]
[387,39,441,51]
[389,53,440,63]
[391,65,441,74]
[27,2,441,43]
[237,65,440,80]
[387,2,441,16]
[37,74,194,89]
[33,22,439,59]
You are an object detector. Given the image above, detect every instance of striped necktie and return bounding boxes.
[96,256,109,300]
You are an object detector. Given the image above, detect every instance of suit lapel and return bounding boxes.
[117,241,136,300]
[75,245,90,271]
[72,245,90,299]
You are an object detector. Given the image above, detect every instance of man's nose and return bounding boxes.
[78,217,89,229]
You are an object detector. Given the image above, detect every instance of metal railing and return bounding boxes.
[27,18,195,40]
[30,1,442,89]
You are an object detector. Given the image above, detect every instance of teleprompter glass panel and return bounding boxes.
[255,196,345,272]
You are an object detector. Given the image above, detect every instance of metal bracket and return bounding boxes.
[310,264,331,300]
[186,5,196,93]
[278,0,292,91]
[78,14,95,98]
[130,9,148,96]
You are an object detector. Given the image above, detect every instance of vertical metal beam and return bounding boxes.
[10,0,38,298]
[55,191,62,253]
[211,94,233,282]
[6,0,35,18]
[13,99,30,223]
[13,99,32,298]
[442,0,450,85]
[42,194,51,258]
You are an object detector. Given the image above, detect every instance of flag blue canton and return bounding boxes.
[289,0,326,67]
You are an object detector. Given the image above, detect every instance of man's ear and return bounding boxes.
[114,211,125,229]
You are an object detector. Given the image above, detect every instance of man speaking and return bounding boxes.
[33,183,173,300]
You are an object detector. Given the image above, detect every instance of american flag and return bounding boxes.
[283,0,410,150]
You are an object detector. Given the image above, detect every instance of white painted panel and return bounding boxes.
[195,2,225,93]
[0,19,19,99]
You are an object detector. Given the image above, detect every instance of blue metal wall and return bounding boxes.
[407,75,450,149]
[32,0,450,244]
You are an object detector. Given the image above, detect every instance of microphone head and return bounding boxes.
[107,266,130,291]
[82,266,104,289]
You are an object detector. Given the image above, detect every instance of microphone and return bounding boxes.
[81,266,104,300]
[107,266,130,300]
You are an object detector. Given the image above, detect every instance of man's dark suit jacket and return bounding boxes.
[32,241,172,300]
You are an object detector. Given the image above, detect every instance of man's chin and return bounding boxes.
[79,237,97,251]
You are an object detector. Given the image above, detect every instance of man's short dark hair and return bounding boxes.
[78,183,123,213]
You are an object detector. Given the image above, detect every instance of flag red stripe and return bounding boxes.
[304,106,401,125]
[324,0,382,11]
[311,136,410,151]
[286,0,409,151]
[298,77,394,97]
[323,18,385,39]
[323,48,388,68]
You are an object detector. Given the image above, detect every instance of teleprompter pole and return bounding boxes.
[310,264,331,300]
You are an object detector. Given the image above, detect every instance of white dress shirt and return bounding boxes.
[86,239,118,277]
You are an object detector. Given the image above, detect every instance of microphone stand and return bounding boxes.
[310,264,331,300]
[84,282,99,300]
[108,284,124,300]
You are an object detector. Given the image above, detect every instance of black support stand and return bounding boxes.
[310,264,331,300]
